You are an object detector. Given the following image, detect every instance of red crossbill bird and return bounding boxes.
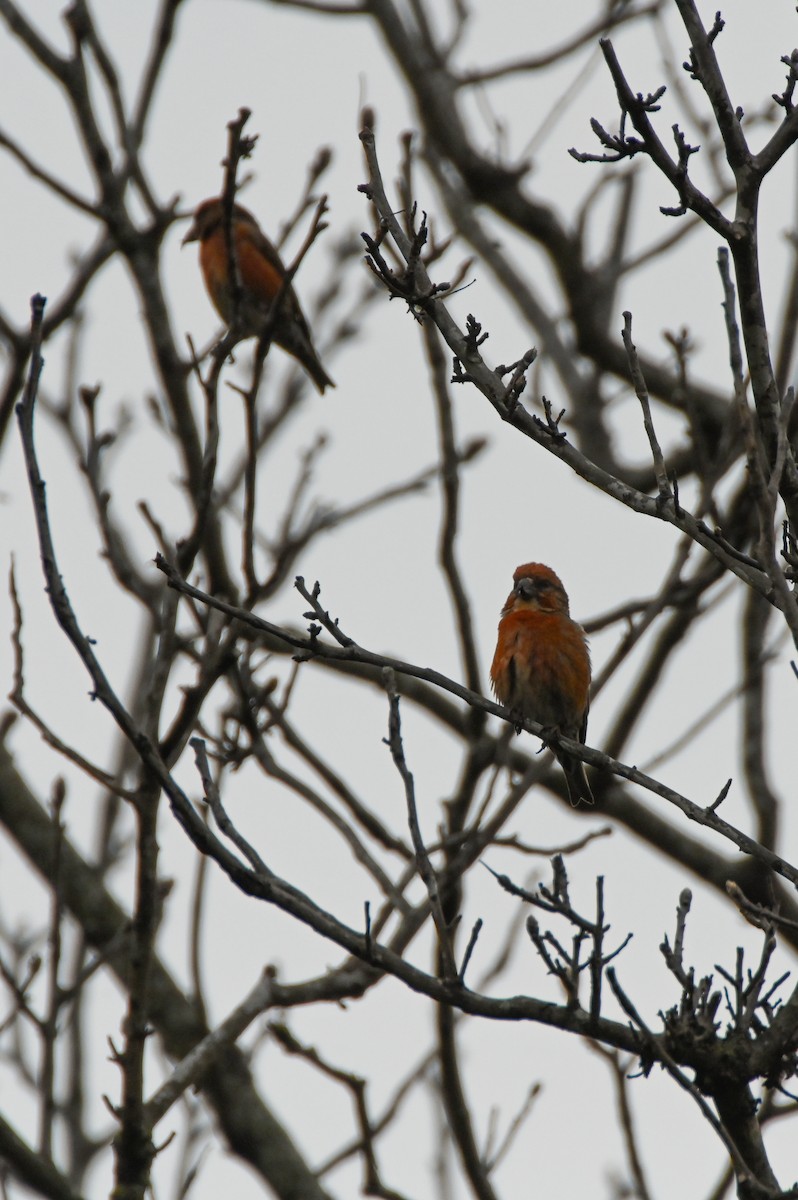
[182,197,335,394]
[490,563,594,806]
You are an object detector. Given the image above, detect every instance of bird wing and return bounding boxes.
[236,229,287,307]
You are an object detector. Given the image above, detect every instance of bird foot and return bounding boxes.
[508,707,527,735]
[537,724,560,750]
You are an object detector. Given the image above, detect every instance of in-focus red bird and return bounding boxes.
[490,562,594,806]
[182,197,335,394]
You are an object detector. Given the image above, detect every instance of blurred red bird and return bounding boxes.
[490,563,594,806]
[182,197,335,394]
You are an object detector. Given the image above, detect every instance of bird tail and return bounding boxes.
[275,320,335,393]
[557,752,594,806]
[305,354,335,394]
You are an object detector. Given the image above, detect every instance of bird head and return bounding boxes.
[502,563,570,616]
[181,197,256,246]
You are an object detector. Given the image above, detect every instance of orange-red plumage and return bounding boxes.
[182,197,334,394]
[490,563,594,806]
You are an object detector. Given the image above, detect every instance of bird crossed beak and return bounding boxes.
[181,219,200,247]
[514,577,537,601]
